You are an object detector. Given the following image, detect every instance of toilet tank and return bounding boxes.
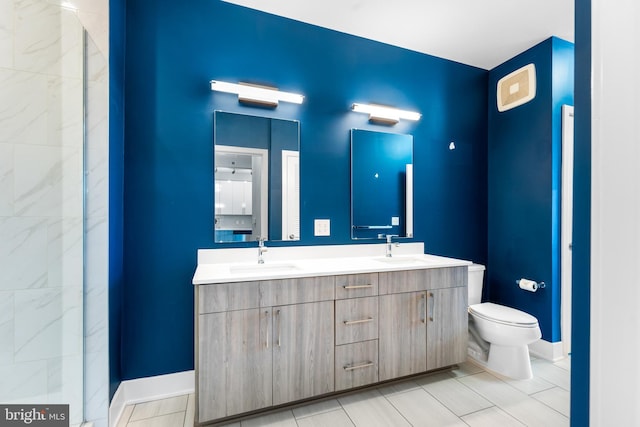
[468,264,486,305]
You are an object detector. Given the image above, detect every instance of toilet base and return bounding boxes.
[486,343,533,380]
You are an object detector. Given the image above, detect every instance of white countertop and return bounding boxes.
[193,243,471,285]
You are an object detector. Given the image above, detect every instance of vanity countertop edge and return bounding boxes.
[192,245,472,285]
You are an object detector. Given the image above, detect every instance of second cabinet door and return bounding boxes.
[272,301,335,405]
[426,287,468,371]
[378,292,427,381]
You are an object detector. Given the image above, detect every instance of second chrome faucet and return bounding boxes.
[385,234,399,257]
[257,237,268,264]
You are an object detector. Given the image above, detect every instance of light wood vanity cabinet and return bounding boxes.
[378,266,468,380]
[195,265,467,425]
[196,278,335,424]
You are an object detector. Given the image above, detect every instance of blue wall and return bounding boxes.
[108,0,125,399]
[572,0,591,424]
[487,38,574,342]
[121,0,488,381]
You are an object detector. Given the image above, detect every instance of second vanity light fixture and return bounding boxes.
[210,80,304,108]
[352,103,421,125]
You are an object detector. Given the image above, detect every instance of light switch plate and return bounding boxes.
[314,219,331,236]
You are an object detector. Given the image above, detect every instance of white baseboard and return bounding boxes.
[109,370,194,427]
[529,339,565,362]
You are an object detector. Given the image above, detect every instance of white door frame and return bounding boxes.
[215,145,269,239]
[561,104,574,357]
[281,150,300,240]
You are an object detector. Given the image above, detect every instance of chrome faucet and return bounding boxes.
[257,237,268,264]
[386,234,398,257]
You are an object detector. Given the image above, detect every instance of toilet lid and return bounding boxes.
[469,302,539,327]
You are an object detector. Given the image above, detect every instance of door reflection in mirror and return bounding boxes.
[214,111,300,242]
[351,129,413,240]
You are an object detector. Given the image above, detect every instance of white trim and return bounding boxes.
[281,150,300,240]
[561,105,574,358]
[528,339,565,362]
[109,370,194,427]
[405,164,413,238]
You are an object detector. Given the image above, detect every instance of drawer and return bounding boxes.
[378,266,467,294]
[198,282,260,314]
[335,296,378,345]
[335,273,378,299]
[259,276,335,307]
[335,340,378,391]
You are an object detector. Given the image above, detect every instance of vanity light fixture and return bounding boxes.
[351,103,421,125]
[210,80,304,107]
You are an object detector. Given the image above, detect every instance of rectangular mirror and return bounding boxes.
[351,129,413,240]
[214,111,300,243]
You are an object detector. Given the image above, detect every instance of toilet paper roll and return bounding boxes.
[518,278,538,292]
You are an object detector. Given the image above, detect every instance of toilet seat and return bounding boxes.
[469,302,538,328]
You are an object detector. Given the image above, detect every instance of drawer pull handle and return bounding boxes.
[344,361,374,371]
[343,284,373,290]
[421,293,427,323]
[343,317,374,325]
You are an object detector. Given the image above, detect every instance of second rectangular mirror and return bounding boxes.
[351,129,413,240]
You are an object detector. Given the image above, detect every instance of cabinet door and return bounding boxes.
[272,301,334,405]
[378,292,427,381]
[215,180,233,215]
[198,309,272,422]
[243,181,252,214]
[426,287,468,370]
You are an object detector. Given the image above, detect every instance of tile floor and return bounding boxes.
[116,357,570,427]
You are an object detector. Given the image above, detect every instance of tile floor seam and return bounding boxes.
[418,382,487,418]
[457,404,498,418]
[335,396,357,427]
[529,388,571,419]
[127,409,187,423]
[461,406,527,427]
[294,408,353,424]
[380,388,422,427]
[120,406,133,426]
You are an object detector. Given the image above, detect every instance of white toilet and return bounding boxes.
[467,264,541,380]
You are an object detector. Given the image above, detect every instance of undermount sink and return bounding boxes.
[372,256,431,265]
[229,262,300,274]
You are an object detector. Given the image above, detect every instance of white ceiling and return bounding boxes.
[223,0,574,70]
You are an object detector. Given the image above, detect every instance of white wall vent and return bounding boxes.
[497,63,536,112]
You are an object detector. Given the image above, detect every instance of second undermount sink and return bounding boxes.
[372,256,431,265]
[229,262,300,275]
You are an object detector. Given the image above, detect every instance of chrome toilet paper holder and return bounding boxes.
[515,279,546,289]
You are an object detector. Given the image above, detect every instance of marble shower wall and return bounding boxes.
[0,0,95,425]
[84,28,109,427]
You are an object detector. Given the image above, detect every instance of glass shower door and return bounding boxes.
[0,0,85,424]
